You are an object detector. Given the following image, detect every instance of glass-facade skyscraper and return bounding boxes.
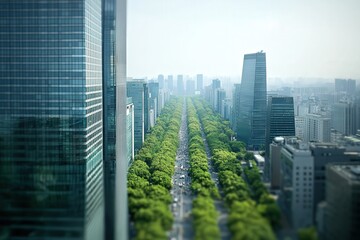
[238,51,267,149]
[266,96,295,150]
[102,0,128,239]
[0,1,104,239]
[127,80,146,152]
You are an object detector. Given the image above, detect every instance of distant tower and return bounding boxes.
[238,52,267,149]
[231,83,241,132]
[216,89,226,114]
[196,74,204,93]
[211,79,221,110]
[266,96,295,154]
[304,114,331,142]
[157,74,165,89]
[186,79,195,96]
[167,75,174,91]
[177,75,184,96]
[127,80,147,152]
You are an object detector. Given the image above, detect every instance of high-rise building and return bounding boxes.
[332,100,358,136]
[157,74,165,89]
[238,51,267,149]
[211,79,221,110]
[126,98,134,167]
[222,99,232,120]
[0,1,104,239]
[279,138,314,229]
[269,137,285,189]
[196,74,203,93]
[102,0,128,239]
[167,75,174,91]
[186,79,195,96]
[335,78,356,96]
[176,75,184,96]
[231,83,241,132]
[266,96,295,178]
[295,116,306,140]
[216,89,226,114]
[148,82,159,118]
[304,114,331,143]
[324,162,360,240]
[127,80,146,153]
[310,143,360,220]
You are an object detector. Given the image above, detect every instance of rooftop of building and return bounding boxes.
[281,137,313,158]
[329,162,360,182]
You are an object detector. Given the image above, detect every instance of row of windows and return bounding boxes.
[0,79,85,85]
[0,94,86,101]
[295,177,313,182]
[0,71,84,79]
[0,86,86,93]
[0,41,84,49]
[0,102,86,109]
[1,109,87,115]
[0,32,84,41]
[0,9,83,18]
[0,64,84,71]
[0,26,84,33]
[0,48,84,55]
[0,16,83,25]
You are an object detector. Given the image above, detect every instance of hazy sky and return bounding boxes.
[128,0,360,80]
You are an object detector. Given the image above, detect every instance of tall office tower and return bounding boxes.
[231,83,241,132]
[335,78,356,96]
[148,82,159,118]
[295,116,306,140]
[204,85,212,103]
[216,89,226,113]
[176,75,184,96]
[186,79,195,96]
[167,75,174,91]
[211,79,221,110]
[143,84,150,133]
[324,162,360,240]
[126,98,134,167]
[238,52,267,149]
[222,99,232,120]
[332,100,358,136]
[102,0,127,239]
[279,138,314,229]
[196,74,204,93]
[127,80,146,153]
[266,96,295,178]
[0,1,104,239]
[157,74,165,89]
[304,114,331,143]
[212,79,221,89]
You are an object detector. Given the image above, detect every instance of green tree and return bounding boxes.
[298,227,318,240]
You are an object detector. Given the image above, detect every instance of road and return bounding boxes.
[200,125,231,240]
[169,100,194,240]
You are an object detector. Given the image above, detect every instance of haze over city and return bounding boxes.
[128,0,360,80]
[1,1,360,240]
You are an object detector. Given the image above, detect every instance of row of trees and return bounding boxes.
[128,98,183,240]
[186,99,221,240]
[244,165,281,228]
[192,97,277,240]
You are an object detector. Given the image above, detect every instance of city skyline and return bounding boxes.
[128,0,360,79]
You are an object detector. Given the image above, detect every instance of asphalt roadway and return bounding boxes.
[169,101,194,240]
